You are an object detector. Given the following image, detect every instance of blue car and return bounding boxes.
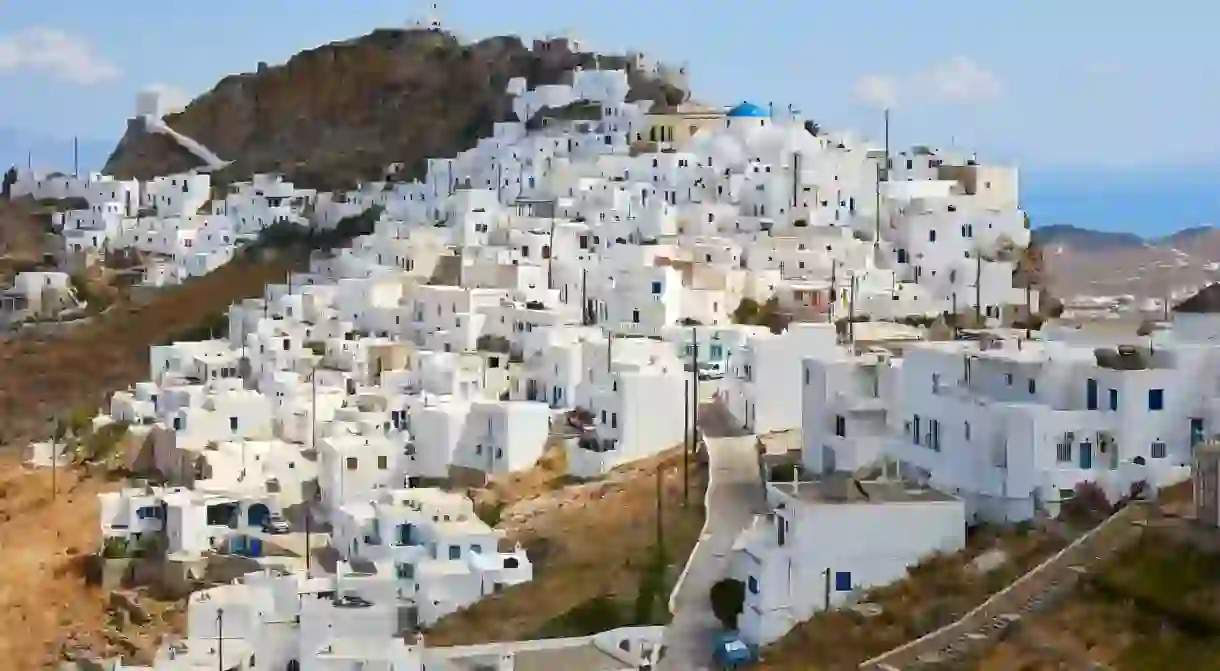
[712,630,758,668]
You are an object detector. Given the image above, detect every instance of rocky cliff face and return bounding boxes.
[104,29,684,191]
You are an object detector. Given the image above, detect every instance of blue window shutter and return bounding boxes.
[835,571,852,591]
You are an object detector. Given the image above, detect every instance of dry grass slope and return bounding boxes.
[427,448,707,646]
[974,521,1220,670]
[0,253,300,667]
[754,524,1070,671]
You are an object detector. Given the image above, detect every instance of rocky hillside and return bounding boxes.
[104,29,685,191]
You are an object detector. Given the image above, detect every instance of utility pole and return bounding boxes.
[547,218,556,291]
[823,567,831,610]
[655,447,664,553]
[73,136,79,178]
[1025,279,1033,341]
[975,251,983,327]
[216,608,225,671]
[580,267,589,325]
[307,362,317,574]
[847,273,857,346]
[606,331,613,374]
[683,363,690,508]
[828,261,837,325]
[50,416,58,501]
[684,326,698,507]
[873,162,882,244]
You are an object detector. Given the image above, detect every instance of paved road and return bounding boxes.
[658,422,767,670]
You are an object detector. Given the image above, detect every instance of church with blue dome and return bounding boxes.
[726,101,770,118]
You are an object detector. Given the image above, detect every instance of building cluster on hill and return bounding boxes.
[25,50,1204,670]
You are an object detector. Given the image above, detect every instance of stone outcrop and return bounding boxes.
[103,29,684,192]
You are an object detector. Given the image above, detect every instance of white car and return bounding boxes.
[698,361,725,380]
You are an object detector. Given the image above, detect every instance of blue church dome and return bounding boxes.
[726,102,769,118]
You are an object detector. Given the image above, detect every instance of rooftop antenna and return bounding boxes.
[883,108,890,170]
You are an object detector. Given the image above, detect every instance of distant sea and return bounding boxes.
[1021,164,1220,237]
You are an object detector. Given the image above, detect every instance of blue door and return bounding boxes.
[1080,441,1093,469]
[248,538,263,557]
[1192,418,1205,450]
[1086,379,1098,410]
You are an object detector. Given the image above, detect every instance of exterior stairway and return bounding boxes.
[142,115,230,171]
[859,502,1151,670]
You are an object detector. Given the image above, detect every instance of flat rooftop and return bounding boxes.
[512,644,631,671]
[772,475,958,505]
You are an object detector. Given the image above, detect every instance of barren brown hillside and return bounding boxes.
[104,29,685,190]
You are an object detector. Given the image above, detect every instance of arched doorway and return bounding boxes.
[248,503,271,528]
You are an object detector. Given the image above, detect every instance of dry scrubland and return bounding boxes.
[0,253,297,668]
[751,522,1071,671]
[428,446,707,645]
[968,485,1220,671]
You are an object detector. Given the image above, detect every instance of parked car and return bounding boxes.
[698,360,725,380]
[261,512,291,535]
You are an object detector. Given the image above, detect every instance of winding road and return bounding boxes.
[658,404,767,670]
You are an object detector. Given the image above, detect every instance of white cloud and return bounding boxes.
[852,57,1003,108]
[0,27,120,85]
[914,57,1003,104]
[852,74,899,109]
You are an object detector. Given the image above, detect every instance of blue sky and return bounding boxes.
[2,1,1217,233]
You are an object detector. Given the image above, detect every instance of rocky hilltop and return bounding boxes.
[104,29,685,191]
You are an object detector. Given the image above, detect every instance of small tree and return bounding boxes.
[632,545,668,625]
[732,298,760,325]
[709,578,745,630]
[1,165,16,199]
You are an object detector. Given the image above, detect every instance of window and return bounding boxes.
[651,280,662,295]
[834,415,846,437]
[964,422,971,441]
[1109,389,1119,411]
[747,576,759,594]
[396,563,414,579]
[346,457,358,470]
[928,230,936,242]
[632,309,640,324]
[1005,373,1013,386]
[929,419,942,451]
[913,415,921,445]
[229,416,238,431]
[932,373,940,392]
[611,413,618,429]
[1086,379,1098,410]
[448,545,461,560]
[471,544,482,554]
[172,416,183,431]
[377,455,388,470]
[1151,441,1167,459]
[1056,440,1072,463]
[835,571,852,591]
[504,557,519,569]
[1148,389,1164,411]
[1028,379,1036,395]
